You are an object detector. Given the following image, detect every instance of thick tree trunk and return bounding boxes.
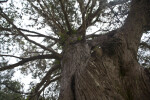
[59,37,150,100]
[58,0,150,100]
[59,42,91,100]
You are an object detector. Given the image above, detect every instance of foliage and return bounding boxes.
[0,70,25,100]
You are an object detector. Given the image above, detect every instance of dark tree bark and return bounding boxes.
[58,0,150,100]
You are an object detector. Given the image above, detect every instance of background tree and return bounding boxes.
[0,0,150,100]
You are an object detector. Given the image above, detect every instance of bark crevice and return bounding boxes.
[71,74,76,100]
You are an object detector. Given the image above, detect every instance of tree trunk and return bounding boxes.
[59,41,91,100]
[58,0,150,100]
[59,37,150,100]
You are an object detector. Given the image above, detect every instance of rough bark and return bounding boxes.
[58,0,150,100]
[59,41,91,100]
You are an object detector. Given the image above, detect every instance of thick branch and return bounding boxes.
[0,0,8,3]
[78,1,106,34]
[88,29,118,48]
[121,0,150,53]
[77,0,85,15]
[0,54,60,71]
[29,75,60,100]
[59,0,72,31]
[77,0,86,24]
[86,28,109,39]
[37,75,60,96]
[29,64,60,100]
[34,64,60,93]
[86,1,104,27]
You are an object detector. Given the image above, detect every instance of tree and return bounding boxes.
[0,0,150,100]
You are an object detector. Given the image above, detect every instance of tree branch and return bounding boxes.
[29,75,61,100]
[18,28,58,41]
[28,64,60,100]
[78,0,106,34]
[0,82,30,95]
[120,0,150,54]
[0,54,61,71]
[37,75,60,96]
[86,1,105,26]
[0,54,24,59]
[59,0,72,32]
[0,27,58,41]
[27,0,63,35]
[85,0,92,10]
[88,29,118,48]
[0,0,8,3]
[34,64,60,93]
[140,42,150,50]
[36,0,65,33]
[77,0,86,24]
[0,9,61,58]
[107,0,130,7]
[0,33,47,38]
[85,29,109,39]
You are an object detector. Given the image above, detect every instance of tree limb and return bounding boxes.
[140,42,150,50]
[33,64,60,93]
[18,28,58,41]
[0,9,61,58]
[0,0,8,3]
[0,54,24,59]
[28,64,60,100]
[29,75,61,100]
[0,33,49,38]
[77,0,86,24]
[59,0,72,32]
[36,0,65,33]
[78,0,106,34]
[107,0,130,7]
[0,27,58,41]
[27,0,63,35]
[120,0,150,54]
[0,82,30,95]
[88,29,118,48]
[0,54,61,71]
[37,75,60,97]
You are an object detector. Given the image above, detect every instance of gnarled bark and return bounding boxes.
[58,0,150,100]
